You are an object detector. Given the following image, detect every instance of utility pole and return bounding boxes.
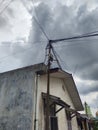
[46,41,52,130]
[45,33,98,130]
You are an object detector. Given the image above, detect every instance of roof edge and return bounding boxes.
[0,62,46,75]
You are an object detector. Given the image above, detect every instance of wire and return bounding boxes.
[51,46,62,69]
[0,41,47,46]
[0,46,33,62]
[43,49,47,64]
[80,30,98,36]
[51,32,98,44]
[0,42,45,63]
[0,0,14,15]
[52,47,71,71]
[53,38,98,48]
[1,37,98,47]
[32,0,49,40]
[33,16,49,40]
[0,0,6,7]
[21,0,49,40]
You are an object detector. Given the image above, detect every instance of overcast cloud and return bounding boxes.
[0,0,98,115]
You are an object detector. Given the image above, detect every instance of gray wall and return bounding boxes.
[0,67,35,130]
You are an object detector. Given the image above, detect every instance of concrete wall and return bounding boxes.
[0,68,36,130]
[36,75,79,130]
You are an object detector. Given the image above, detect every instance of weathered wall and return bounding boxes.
[37,75,79,130]
[0,68,35,130]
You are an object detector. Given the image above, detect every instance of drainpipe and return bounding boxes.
[34,73,39,130]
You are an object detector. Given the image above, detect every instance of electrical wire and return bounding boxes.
[0,0,6,7]
[21,0,49,40]
[0,42,45,63]
[32,0,49,40]
[33,16,49,40]
[43,49,47,64]
[53,38,98,48]
[51,46,62,69]
[52,47,71,71]
[51,32,98,44]
[0,37,98,47]
[0,41,47,46]
[0,46,33,62]
[79,30,98,36]
[0,0,14,15]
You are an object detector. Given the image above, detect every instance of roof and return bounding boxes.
[42,92,79,114]
[37,68,84,111]
[42,92,70,108]
[0,63,46,75]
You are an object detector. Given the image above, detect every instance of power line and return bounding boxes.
[21,0,49,40]
[52,47,71,71]
[80,30,98,36]
[33,16,49,40]
[0,0,6,7]
[53,38,98,48]
[0,43,45,63]
[50,33,98,44]
[1,37,98,47]
[0,46,33,62]
[32,0,49,40]
[0,0,14,16]
[0,41,47,46]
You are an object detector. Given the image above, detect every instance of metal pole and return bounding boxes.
[46,42,52,130]
[34,74,38,130]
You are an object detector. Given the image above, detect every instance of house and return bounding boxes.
[77,114,94,130]
[0,63,83,130]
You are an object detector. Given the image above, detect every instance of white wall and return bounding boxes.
[36,75,79,130]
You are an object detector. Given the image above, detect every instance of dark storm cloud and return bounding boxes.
[28,2,52,41]
[0,6,14,28]
[77,82,98,95]
[12,1,98,83]
[7,7,14,18]
[89,95,98,109]
[0,0,98,114]
[0,16,8,28]
[58,39,98,81]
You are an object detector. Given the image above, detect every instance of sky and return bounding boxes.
[0,0,98,116]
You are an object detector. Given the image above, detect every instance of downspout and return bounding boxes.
[34,73,39,130]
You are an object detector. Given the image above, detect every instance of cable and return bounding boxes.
[0,42,45,63]
[50,32,98,44]
[0,40,47,46]
[51,46,62,69]
[53,37,98,48]
[21,0,49,40]
[52,47,71,71]
[79,30,98,36]
[1,37,98,47]
[0,46,33,63]
[32,0,49,40]
[43,49,47,64]
[33,16,49,40]
[0,0,6,7]
[0,0,14,15]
